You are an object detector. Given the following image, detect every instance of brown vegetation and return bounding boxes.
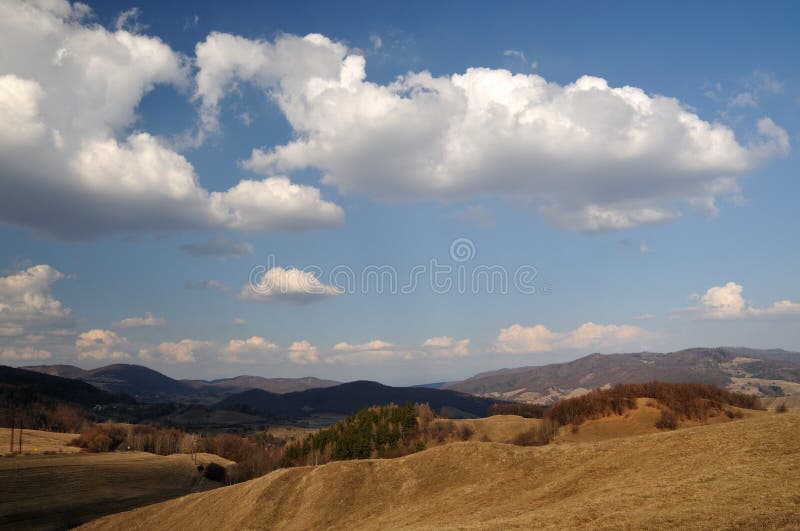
[79,411,800,530]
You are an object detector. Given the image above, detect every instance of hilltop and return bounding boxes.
[446,347,800,404]
[22,364,340,404]
[215,380,499,420]
[80,410,800,530]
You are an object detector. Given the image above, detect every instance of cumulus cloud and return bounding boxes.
[194,31,789,232]
[692,282,800,320]
[240,266,341,303]
[326,340,402,363]
[494,322,648,354]
[421,336,471,358]
[0,346,52,361]
[157,339,210,363]
[288,340,320,365]
[75,329,131,360]
[113,312,166,328]
[0,264,72,336]
[325,337,470,363]
[0,2,342,238]
[220,335,278,363]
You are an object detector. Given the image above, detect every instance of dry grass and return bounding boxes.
[81,411,800,530]
[0,427,80,455]
[429,415,542,444]
[0,451,232,530]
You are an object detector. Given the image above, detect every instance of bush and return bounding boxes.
[459,425,474,441]
[655,410,678,430]
[203,462,227,482]
[776,403,788,413]
[724,409,743,419]
[86,433,113,452]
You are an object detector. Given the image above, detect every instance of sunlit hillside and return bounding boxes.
[81,411,800,530]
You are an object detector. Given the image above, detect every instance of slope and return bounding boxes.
[80,411,800,530]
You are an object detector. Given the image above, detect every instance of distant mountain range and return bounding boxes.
[215,380,499,419]
[22,364,339,404]
[445,347,800,404]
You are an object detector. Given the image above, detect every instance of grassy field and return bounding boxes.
[81,411,800,530]
[0,428,80,455]
[0,451,232,530]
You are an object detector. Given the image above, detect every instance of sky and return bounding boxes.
[0,0,798,385]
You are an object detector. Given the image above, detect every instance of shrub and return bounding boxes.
[724,409,743,419]
[203,462,227,482]
[776,403,788,413]
[415,440,426,452]
[655,410,678,430]
[86,433,113,452]
[459,425,474,441]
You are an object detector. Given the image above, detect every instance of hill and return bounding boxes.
[0,451,231,530]
[24,364,341,404]
[184,375,340,394]
[79,411,800,530]
[215,380,499,420]
[446,347,800,404]
[0,365,120,407]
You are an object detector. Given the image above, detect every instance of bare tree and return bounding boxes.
[9,416,14,454]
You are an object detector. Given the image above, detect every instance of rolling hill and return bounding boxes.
[23,364,340,404]
[446,347,800,404]
[183,375,340,394]
[0,365,121,406]
[79,411,800,530]
[215,380,499,420]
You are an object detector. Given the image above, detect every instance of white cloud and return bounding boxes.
[233,317,246,326]
[240,266,341,303]
[76,329,131,360]
[0,2,342,238]
[632,313,656,321]
[693,281,800,320]
[157,339,210,363]
[288,340,320,365]
[180,237,253,257]
[325,337,470,363]
[421,336,471,358]
[0,264,72,336]
[494,322,648,354]
[326,339,402,363]
[0,346,52,361]
[221,335,278,363]
[113,312,166,328]
[194,31,789,232]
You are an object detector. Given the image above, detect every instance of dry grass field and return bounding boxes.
[0,451,233,530]
[0,428,80,455]
[81,411,800,530]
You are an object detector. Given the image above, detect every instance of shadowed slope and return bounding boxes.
[82,412,800,530]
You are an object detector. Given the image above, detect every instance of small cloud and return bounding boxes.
[632,314,656,321]
[0,346,52,361]
[180,237,253,258]
[494,322,649,354]
[237,112,252,126]
[503,49,536,70]
[369,34,383,51]
[157,339,210,363]
[288,340,319,364]
[233,317,246,326]
[730,92,757,108]
[76,329,131,360]
[221,336,278,363]
[240,267,341,303]
[639,243,650,254]
[688,281,800,320]
[113,312,166,328]
[114,7,147,33]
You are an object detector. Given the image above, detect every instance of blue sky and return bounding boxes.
[0,0,798,384]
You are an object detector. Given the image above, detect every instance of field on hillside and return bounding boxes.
[0,451,232,530]
[0,428,80,455]
[81,411,800,530]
